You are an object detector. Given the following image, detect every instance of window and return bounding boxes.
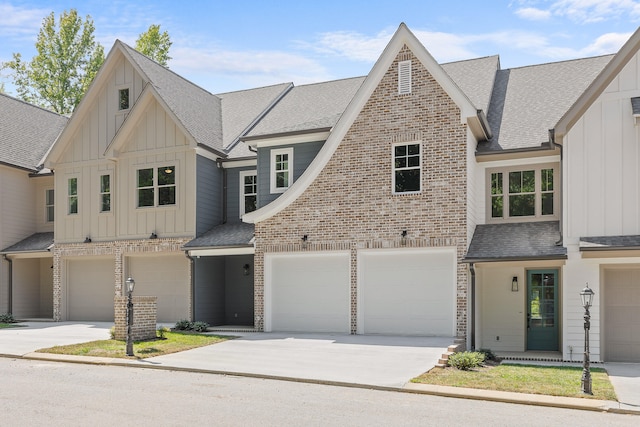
[118,88,130,111]
[100,174,111,212]
[45,189,54,222]
[68,178,78,214]
[398,60,411,94]
[489,165,557,220]
[270,148,293,193]
[240,170,257,215]
[137,166,176,208]
[393,142,421,193]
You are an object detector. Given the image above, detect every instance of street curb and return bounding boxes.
[12,352,640,415]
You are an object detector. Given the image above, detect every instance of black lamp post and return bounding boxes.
[580,283,595,395]
[125,277,136,357]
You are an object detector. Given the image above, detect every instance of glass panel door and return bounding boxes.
[527,270,559,351]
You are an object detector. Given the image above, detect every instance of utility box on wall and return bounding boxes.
[114,296,157,341]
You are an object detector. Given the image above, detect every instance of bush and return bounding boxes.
[109,326,116,340]
[157,326,170,338]
[174,319,193,330]
[478,348,499,362]
[0,313,16,323]
[448,351,486,370]
[191,321,209,332]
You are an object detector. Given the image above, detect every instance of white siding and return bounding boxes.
[0,166,37,248]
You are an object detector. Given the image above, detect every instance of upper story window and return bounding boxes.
[118,88,130,111]
[45,189,54,222]
[137,166,176,208]
[489,164,557,221]
[270,148,293,193]
[68,177,78,214]
[393,142,421,194]
[240,170,257,216]
[100,174,111,212]
[398,60,411,94]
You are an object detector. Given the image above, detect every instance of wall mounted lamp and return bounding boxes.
[401,230,407,246]
[84,236,92,243]
[512,276,519,292]
[149,232,158,239]
[302,234,308,248]
[243,263,251,276]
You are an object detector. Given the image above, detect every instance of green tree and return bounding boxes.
[1,9,105,114]
[135,24,172,67]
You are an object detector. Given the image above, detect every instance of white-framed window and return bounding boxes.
[45,189,54,222]
[392,142,421,194]
[398,60,411,94]
[239,170,257,216]
[68,177,78,214]
[99,174,111,212]
[118,87,130,111]
[270,147,293,193]
[488,164,558,221]
[137,165,176,208]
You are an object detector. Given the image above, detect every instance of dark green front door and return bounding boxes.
[527,270,559,351]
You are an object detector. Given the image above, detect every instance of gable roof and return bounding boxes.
[243,23,486,224]
[555,26,640,142]
[479,55,613,153]
[0,93,67,171]
[441,55,499,113]
[0,232,54,254]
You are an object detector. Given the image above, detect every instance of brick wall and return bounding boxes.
[114,295,157,341]
[255,45,469,337]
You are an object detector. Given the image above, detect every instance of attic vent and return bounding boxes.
[398,60,411,95]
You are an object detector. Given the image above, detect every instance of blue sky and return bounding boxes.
[1,0,639,94]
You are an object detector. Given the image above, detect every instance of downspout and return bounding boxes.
[469,262,476,350]
[549,129,563,246]
[3,255,12,315]
[185,252,196,322]
[217,159,228,224]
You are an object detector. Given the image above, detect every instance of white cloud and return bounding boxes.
[580,31,634,55]
[515,7,552,20]
[0,2,49,36]
[296,29,394,62]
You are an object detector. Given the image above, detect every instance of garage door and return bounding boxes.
[129,255,189,323]
[266,252,350,333]
[358,248,455,336]
[68,258,115,321]
[604,269,640,362]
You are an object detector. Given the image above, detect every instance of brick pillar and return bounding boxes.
[114,296,157,341]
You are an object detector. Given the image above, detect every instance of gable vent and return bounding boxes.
[398,60,411,94]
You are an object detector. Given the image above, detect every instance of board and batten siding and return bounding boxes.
[564,50,640,240]
[256,141,324,207]
[196,155,223,234]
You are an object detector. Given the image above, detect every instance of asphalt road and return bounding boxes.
[0,358,634,426]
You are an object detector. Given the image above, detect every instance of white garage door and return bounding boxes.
[358,248,455,336]
[68,258,115,321]
[604,269,640,362]
[129,255,190,323]
[266,252,350,333]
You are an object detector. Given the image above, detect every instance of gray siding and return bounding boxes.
[257,141,324,207]
[193,257,225,325]
[226,166,256,223]
[195,155,223,235]
[224,255,254,324]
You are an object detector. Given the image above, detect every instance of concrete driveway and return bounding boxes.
[604,363,640,412]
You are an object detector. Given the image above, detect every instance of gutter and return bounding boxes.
[462,254,568,264]
[3,255,12,314]
[549,129,564,246]
[469,263,476,351]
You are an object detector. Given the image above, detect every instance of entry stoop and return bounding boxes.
[434,343,463,369]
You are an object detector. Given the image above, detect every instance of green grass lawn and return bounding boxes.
[412,363,617,401]
[0,322,25,329]
[36,331,233,359]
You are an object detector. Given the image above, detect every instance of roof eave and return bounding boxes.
[462,254,568,264]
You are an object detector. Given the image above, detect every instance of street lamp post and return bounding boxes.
[125,277,136,357]
[580,283,595,395]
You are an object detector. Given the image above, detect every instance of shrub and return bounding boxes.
[191,321,209,332]
[0,313,16,323]
[174,319,193,330]
[478,348,499,362]
[109,326,116,340]
[448,351,486,370]
[157,326,170,338]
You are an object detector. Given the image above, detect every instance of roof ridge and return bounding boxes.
[0,92,69,119]
[215,82,292,96]
[504,53,615,71]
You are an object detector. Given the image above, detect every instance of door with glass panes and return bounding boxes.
[527,270,559,351]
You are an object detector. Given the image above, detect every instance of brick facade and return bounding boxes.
[114,295,157,341]
[52,238,191,322]
[254,46,469,337]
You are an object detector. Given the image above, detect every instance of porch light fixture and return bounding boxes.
[84,236,92,243]
[580,283,595,395]
[125,277,136,357]
[149,232,158,239]
[243,263,250,276]
[511,276,518,292]
[401,230,407,246]
[302,234,308,249]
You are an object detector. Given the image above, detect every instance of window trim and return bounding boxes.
[99,173,112,213]
[239,170,257,217]
[67,176,78,215]
[135,165,177,209]
[486,163,558,222]
[270,147,293,194]
[392,141,422,195]
[45,188,55,223]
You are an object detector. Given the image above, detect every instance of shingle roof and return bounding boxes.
[0,94,67,170]
[580,235,640,250]
[0,232,54,254]
[120,42,224,154]
[479,55,613,152]
[442,55,499,112]
[183,222,254,249]
[465,221,566,262]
